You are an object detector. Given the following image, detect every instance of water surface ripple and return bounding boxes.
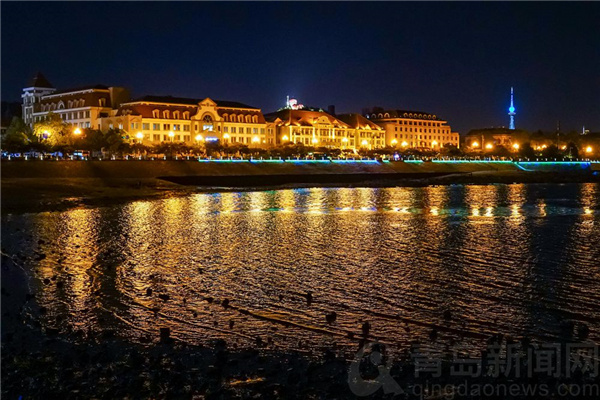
[3,183,599,357]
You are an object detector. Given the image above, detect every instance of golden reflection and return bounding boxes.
[485,207,494,217]
[471,207,480,217]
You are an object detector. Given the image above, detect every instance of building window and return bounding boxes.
[99,98,106,107]
[153,110,159,118]
[153,123,160,131]
[173,111,180,119]
[173,124,180,131]
[224,126,229,133]
[231,127,236,133]
[163,124,170,130]
[184,125,190,131]
[143,123,150,130]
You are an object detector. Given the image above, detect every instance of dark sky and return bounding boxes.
[2,2,599,134]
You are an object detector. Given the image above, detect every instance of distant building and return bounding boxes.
[265,107,357,149]
[464,127,529,150]
[22,72,130,131]
[365,109,460,149]
[101,95,272,147]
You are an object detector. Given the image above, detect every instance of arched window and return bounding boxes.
[245,115,251,123]
[384,113,389,118]
[163,110,170,119]
[378,113,383,118]
[238,115,243,123]
[371,114,377,119]
[99,98,106,107]
[173,110,180,119]
[252,115,258,123]
[68,101,73,108]
[58,101,65,110]
[152,109,159,118]
[222,113,228,122]
[183,111,190,120]
[203,115,213,123]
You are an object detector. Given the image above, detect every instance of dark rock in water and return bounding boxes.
[159,327,170,343]
[102,330,115,339]
[158,294,170,302]
[362,321,371,336]
[429,329,438,341]
[221,299,229,308]
[326,312,337,324]
[305,291,313,306]
[45,327,59,336]
[443,310,452,321]
[146,288,152,296]
[577,323,590,340]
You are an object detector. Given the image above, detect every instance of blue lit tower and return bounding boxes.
[508,87,516,130]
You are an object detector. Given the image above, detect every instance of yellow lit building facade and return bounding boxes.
[367,109,460,149]
[100,96,273,147]
[265,109,384,150]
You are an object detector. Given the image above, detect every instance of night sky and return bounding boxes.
[2,2,599,134]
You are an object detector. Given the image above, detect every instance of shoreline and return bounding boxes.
[2,171,598,215]
[2,160,598,214]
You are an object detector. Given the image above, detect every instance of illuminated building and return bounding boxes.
[365,109,460,149]
[336,113,385,150]
[22,72,129,131]
[265,107,356,149]
[465,128,528,151]
[101,96,271,146]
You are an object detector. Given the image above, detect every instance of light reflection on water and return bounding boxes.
[3,183,599,356]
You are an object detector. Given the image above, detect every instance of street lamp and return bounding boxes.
[513,143,520,151]
[252,136,260,143]
[391,139,398,146]
[168,131,175,141]
[485,143,493,150]
[282,135,289,141]
[585,146,593,154]
[73,127,82,135]
[195,134,204,142]
[312,137,319,144]
[136,132,144,143]
[432,140,438,148]
[401,141,408,147]
[472,141,479,148]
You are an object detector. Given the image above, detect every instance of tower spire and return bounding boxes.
[508,87,516,130]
